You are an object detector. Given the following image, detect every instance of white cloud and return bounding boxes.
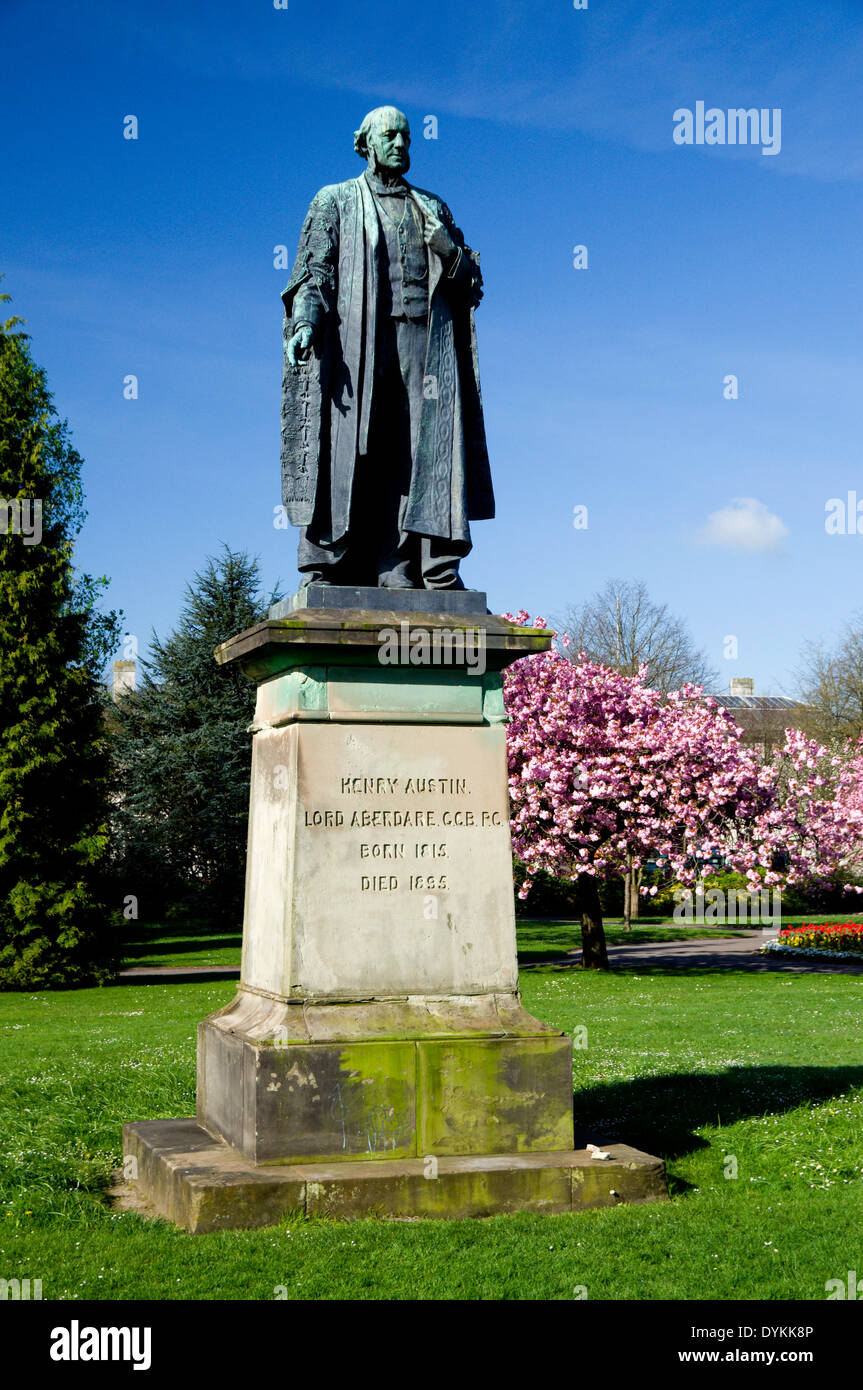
[696,497,789,553]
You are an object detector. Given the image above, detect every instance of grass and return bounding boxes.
[118,917,752,971]
[1,964,861,1300]
[515,920,747,962]
[118,912,862,972]
[120,919,242,969]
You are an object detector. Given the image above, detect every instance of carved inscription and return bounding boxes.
[301,772,505,895]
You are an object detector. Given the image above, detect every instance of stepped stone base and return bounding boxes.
[196,991,575,1164]
[122,610,669,1230]
[123,1119,668,1232]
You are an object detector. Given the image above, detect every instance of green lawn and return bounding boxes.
[118,913,862,972]
[120,919,242,969]
[1,964,861,1300]
[118,917,753,971]
[515,919,748,962]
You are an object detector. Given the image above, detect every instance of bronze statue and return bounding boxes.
[281,105,494,591]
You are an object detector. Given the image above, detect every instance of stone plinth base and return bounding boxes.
[197,990,575,1164]
[122,608,667,1230]
[269,586,489,618]
[122,1119,667,1232]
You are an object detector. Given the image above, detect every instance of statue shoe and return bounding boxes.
[378,572,417,589]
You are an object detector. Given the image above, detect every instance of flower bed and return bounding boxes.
[762,921,863,958]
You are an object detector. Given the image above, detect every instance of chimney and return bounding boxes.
[113,659,136,702]
[729,677,755,697]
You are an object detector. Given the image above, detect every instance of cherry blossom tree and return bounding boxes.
[502,614,829,969]
[754,728,863,895]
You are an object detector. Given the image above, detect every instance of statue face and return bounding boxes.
[366,111,411,176]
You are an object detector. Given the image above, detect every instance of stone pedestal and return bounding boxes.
[125,597,667,1227]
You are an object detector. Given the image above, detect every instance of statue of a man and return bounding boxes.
[280,106,494,591]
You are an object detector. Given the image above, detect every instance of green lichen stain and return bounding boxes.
[417,1037,573,1157]
[334,1041,418,1159]
[411,1168,571,1219]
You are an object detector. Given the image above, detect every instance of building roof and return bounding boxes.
[711,695,803,711]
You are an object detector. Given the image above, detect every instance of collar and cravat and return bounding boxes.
[363,169,410,199]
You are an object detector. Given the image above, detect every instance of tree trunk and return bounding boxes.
[578,872,609,970]
[622,865,631,931]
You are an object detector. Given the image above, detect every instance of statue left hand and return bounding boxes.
[422,214,457,260]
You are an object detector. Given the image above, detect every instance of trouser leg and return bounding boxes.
[420,537,469,589]
[297,528,350,585]
[373,317,422,587]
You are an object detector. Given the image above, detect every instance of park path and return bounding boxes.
[118,964,240,983]
[566,931,863,974]
[117,931,863,982]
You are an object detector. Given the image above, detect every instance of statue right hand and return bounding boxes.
[287,324,314,368]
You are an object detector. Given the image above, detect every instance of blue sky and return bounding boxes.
[3,0,863,693]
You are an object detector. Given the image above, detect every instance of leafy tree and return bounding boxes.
[109,547,281,923]
[0,291,121,988]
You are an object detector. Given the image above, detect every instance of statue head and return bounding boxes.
[354,106,411,178]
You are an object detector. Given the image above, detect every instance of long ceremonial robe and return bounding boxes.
[280,175,494,546]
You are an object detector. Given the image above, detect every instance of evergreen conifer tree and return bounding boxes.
[109,548,281,923]
[0,291,120,987]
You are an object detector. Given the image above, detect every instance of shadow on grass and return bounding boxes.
[121,918,241,940]
[528,954,863,976]
[573,1063,863,1165]
[610,957,863,976]
[519,951,574,966]
[121,936,242,961]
